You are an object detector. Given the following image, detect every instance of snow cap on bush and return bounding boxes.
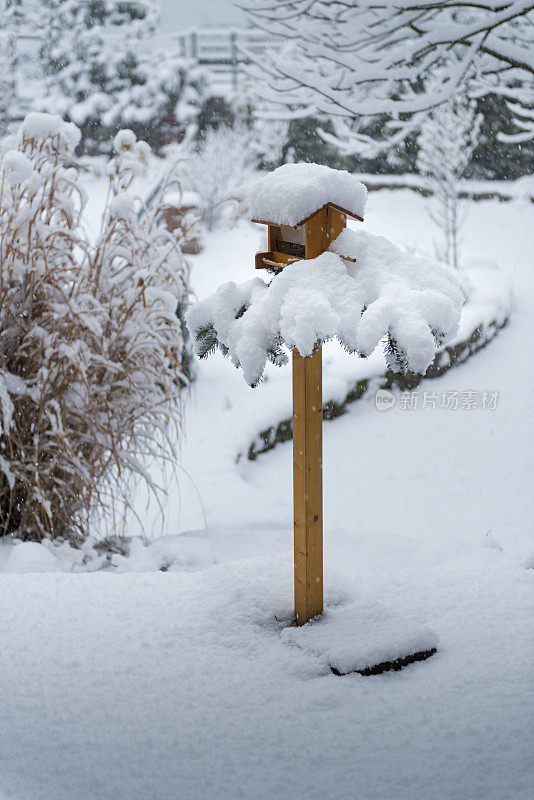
[20,111,81,153]
[2,151,34,185]
[187,228,464,386]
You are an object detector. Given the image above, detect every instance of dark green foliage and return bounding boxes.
[191,306,247,361]
[266,336,286,367]
[40,0,202,155]
[385,332,409,373]
[197,96,236,139]
[194,324,219,360]
[269,95,530,179]
[466,93,534,180]
[348,116,420,176]
[283,116,345,169]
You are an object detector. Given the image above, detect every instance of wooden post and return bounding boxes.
[293,345,323,624]
[292,206,346,625]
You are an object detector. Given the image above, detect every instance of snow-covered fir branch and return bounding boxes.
[187,166,464,387]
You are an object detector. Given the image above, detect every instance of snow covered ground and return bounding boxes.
[0,186,532,800]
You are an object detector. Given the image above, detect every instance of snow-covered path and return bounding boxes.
[0,190,532,800]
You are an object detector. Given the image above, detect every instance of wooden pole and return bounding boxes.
[292,205,347,625]
[293,345,323,625]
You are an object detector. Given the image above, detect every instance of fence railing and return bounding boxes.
[173,28,283,93]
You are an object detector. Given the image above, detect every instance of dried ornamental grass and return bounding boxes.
[0,114,188,542]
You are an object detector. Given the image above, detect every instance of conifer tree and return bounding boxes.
[40,0,202,153]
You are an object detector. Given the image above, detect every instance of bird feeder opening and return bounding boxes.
[255,223,307,271]
[272,225,306,258]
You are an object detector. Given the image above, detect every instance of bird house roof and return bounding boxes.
[247,163,367,228]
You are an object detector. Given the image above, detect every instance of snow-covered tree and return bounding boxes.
[182,123,259,229]
[0,0,29,136]
[418,90,482,270]
[0,1,45,135]
[0,30,16,137]
[39,0,203,153]
[0,113,188,542]
[242,1,534,152]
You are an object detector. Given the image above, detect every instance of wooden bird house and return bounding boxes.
[253,202,364,272]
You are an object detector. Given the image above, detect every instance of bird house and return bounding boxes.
[253,202,364,270]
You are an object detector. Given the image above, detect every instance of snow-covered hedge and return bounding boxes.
[0,113,188,542]
[187,225,464,387]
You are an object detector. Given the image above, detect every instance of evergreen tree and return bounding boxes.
[283,116,344,169]
[467,93,534,181]
[39,0,203,154]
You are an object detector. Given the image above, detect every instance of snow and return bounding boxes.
[109,191,136,219]
[242,0,534,143]
[1,151,34,185]
[0,373,15,435]
[0,183,531,800]
[187,228,464,385]
[350,174,534,203]
[281,601,438,674]
[246,162,368,226]
[113,128,137,151]
[2,542,59,573]
[458,262,512,335]
[0,553,531,800]
[20,111,80,151]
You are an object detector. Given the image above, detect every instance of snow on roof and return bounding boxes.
[247,163,367,227]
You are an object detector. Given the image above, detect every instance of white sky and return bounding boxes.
[160,0,246,31]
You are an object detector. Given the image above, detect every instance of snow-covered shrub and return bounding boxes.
[0,113,188,542]
[187,227,464,387]
[182,124,259,229]
[417,92,482,270]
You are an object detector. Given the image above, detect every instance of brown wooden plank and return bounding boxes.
[298,202,363,227]
[267,225,279,251]
[326,207,346,244]
[291,203,348,625]
[252,218,299,229]
[292,205,329,625]
[305,206,328,260]
[293,346,323,625]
